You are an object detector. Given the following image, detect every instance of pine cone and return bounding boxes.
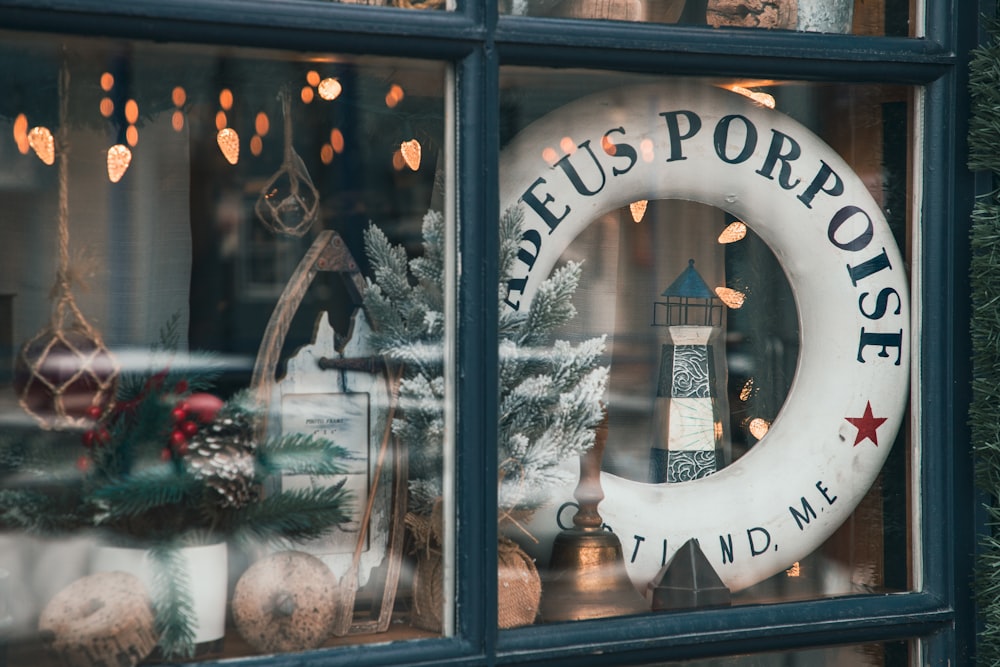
[185,414,258,508]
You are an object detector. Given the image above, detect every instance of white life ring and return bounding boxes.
[499,82,910,592]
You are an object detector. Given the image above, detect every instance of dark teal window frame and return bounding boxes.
[0,0,978,663]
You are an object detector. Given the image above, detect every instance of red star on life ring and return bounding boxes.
[845,401,888,447]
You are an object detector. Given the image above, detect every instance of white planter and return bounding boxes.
[92,542,228,645]
[797,0,854,33]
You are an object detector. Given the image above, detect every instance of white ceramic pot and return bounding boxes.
[92,542,228,645]
[797,0,854,33]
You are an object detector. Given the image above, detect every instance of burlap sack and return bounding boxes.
[407,510,541,631]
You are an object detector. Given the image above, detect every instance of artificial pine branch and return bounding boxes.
[364,205,608,518]
[255,432,352,477]
[148,544,197,660]
[220,484,353,544]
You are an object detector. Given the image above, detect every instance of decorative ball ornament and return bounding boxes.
[38,571,158,667]
[14,324,118,428]
[231,551,338,654]
[254,92,319,236]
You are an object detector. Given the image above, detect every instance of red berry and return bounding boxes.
[169,430,187,448]
[82,430,96,448]
[171,406,188,423]
[85,405,103,421]
[96,427,111,446]
[160,447,172,461]
[181,420,199,437]
[176,441,189,455]
[76,455,90,471]
[174,380,189,394]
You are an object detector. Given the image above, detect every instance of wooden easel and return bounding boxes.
[250,230,407,636]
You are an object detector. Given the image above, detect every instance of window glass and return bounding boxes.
[649,640,911,665]
[0,31,450,662]
[496,69,912,626]
[499,0,913,37]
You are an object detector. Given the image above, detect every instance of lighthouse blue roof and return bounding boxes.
[661,259,715,299]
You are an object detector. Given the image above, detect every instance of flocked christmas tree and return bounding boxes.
[362,206,609,521]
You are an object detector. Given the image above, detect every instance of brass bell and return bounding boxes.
[538,411,648,622]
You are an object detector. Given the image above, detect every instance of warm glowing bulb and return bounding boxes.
[730,85,776,109]
[786,562,801,577]
[629,200,648,223]
[99,97,114,118]
[718,220,748,244]
[400,139,421,171]
[748,417,770,440]
[320,143,334,164]
[330,128,344,153]
[217,128,240,165]
[541,147,558,165]
[601,134,617,156]
[714,421,723,442]
[13,113,28,154]
[715,286,746,309]
[385,92,399,108]
[28,126,55,165]
[559,136,576,155]
[318,78,342,101]
[255,112,270,137]
[388,84,404,102]
[219,88,234,111]
[124,99,139,125]
[739,378,754,402]
[391,149,405,171]
[171,110,185,132]
[215,111,228,132]
[640,139,655,162]
[107,144,132,183]
[300,86,314,104]
[250,134,263,156]
[306,70,321,87]
[100,72,114,92]
[172,86,187,107]
[126,125,139,147]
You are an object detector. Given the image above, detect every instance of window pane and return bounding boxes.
[496,69,912,627]
[499,0,913,37]
[647,640,911,665]
[0,31,450,662]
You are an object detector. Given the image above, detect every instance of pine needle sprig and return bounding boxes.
[148,544,197,660]
[219,483,353,544]
[255,432,353,477]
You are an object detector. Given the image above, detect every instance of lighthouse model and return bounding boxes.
[649,259,724,484]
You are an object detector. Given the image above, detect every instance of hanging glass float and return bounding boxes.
[14,65,119,428]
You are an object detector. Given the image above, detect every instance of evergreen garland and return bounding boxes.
[0,321,355,658]
[970,9,1000,665]
[363,207,608,519]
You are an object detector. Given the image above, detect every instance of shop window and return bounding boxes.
[494,71,913,627]
[0,31,450,663]
[499,0,911,36]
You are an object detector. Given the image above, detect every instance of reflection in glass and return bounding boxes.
[0,30,447,662]
[499,0,913,37]
[497,69,912,626]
